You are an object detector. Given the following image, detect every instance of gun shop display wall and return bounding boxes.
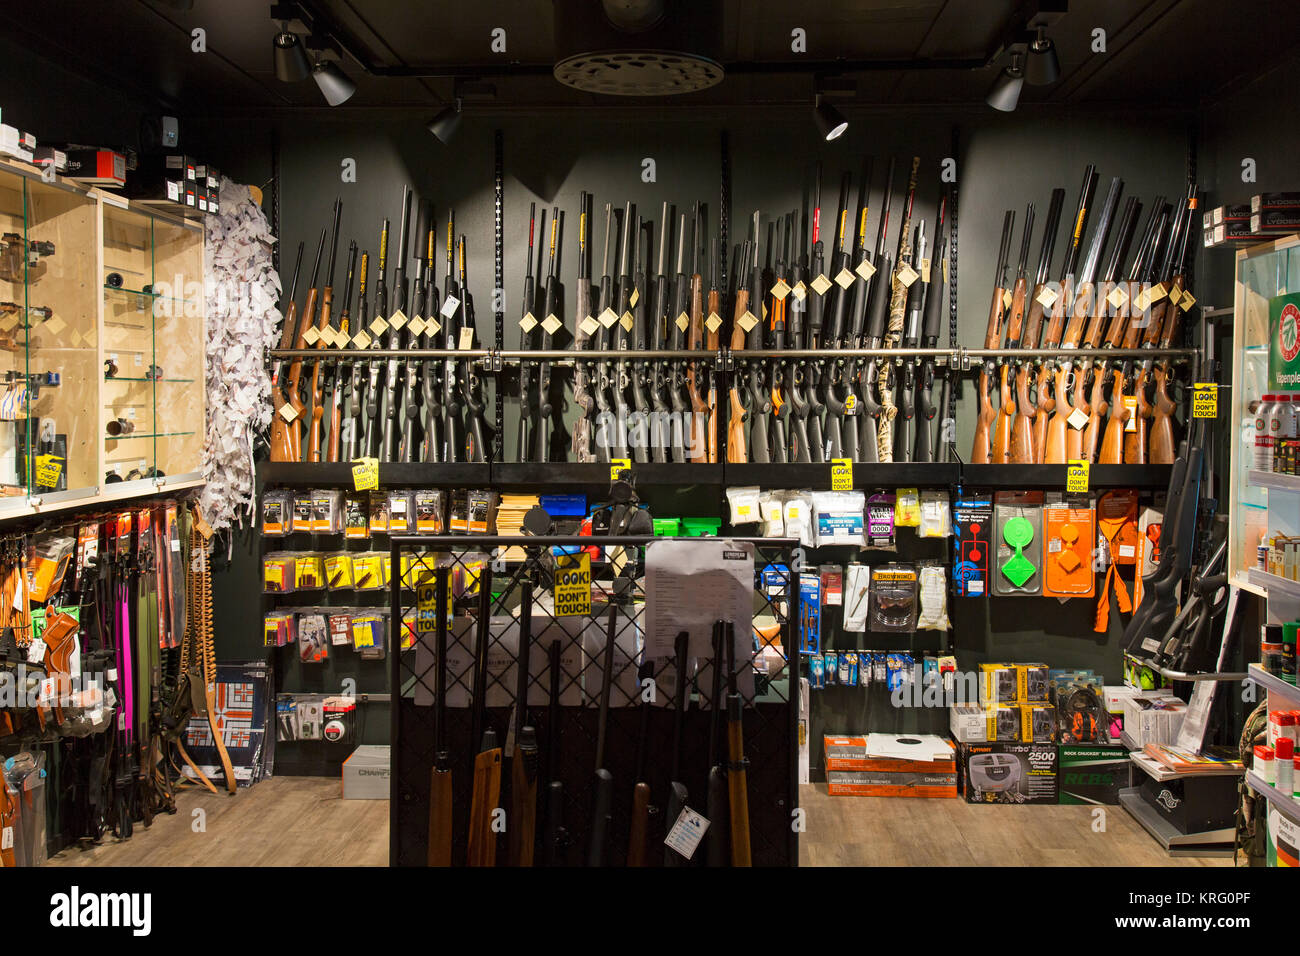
[0,0,1297,876]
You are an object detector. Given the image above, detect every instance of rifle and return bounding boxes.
[915,196,946,463]
[861,158,896,463]
[847,158,881,463]
[725,621,751,866]
[268,240,305,462]
[378,187,412,462]
[308,198,341,463]
[998,202,1034,464]
[461,235,491,462]
[726,241,752,463]
[544,638,569,865]
[328,241,358,463]
[805,169,828,461]
[627,215,652,463]
[427,566,453,866]
[663,630,689,866]
[401,200,432,463]
[1123,202,1172,464]
[535,208,561,462]
[649,201,675,463]
[592,204,616,462]
[688,203,710,463]
[1020,188,1065,464]
[466,566,500,866]
[705,234,722,462]
[894,217,927,463]
[586,606,617,867]
[1150,185,1197,465]
[508,581,538,866]
[744,213,773,462]
[517,203,538,461]
[1081,195,1140,463]
[278,228,326,462]
[417,212,443,463]
[1042,166,1099,464]
[612,202,635,462]
[819,176,852,460]
[626,659,655,867]
[364,217,391,459]
[664,207,689,462]
[787,202,812,463]
[767,213,790,462]
[971,211,1015,464]
[440,210,464,461]
[344,250,370,460]
[571,192,597,463]
[706,622,730,866]
[878,156,920,462]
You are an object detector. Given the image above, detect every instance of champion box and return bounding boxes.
[824,735,958,797]
[1057,743,1131,805]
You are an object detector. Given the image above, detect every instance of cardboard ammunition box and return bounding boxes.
[1251,208,1300,234]
[960,742,1059,805]
[342,744,390,799]
[951,705,988,743]
[63,148,126,186]
[1122,694,1187,748]
[1212,203,1251,226]
[1058,743,1131,805]
[978,663,1018,705]
[1252,192,1300,213]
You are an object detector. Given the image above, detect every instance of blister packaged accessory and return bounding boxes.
[328,612,352,646]
[799,572,822,655]
[262,552,295,593]
[727,486,762,525]
[895,488,920,527]
[993,491,1044,596]
[298,612,329,663]
[467,490,497,533]
[820,565,843,606]
[1044,494,1096,599]
[843,564,871,632]
[953,493,993,597]
[368,490,391,534]
[387,490,415,534]
[939,655,958,696]
[415,490,446,533]
[294,552,325,590]
[311,488,344,533]
[261,490,290,536]
[839,650,858,686]
[448,490,469,532]
[351,552,388,591]
[324,553,354,590]
[344,495,369,538]
[916,561,951,631]
[870,564,917,633]
[351,611,387,660]
[919,489,952,538]
[809,654,825,689]
[811,490,866,547]
[783,492,815,547]
[866,493,897,548]
[291,492,314,533]
[263,611,295,647]
[823,650,838,686]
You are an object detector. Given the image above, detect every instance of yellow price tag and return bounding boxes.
[1066,460,1090,494]
[351,457,379,492]
[610,458,631,481]
[830,457,853,491]
[35,454,63,488]
[1192,383,1218,419]
[553,552,592,617]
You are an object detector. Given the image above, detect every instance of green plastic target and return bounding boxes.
[1000,516,1036,588]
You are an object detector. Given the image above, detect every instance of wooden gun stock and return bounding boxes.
[1032,364,1053,464]
[307,287,333,462]
[1066,364,1090,462]
[280,286,318,462]
[726,699,751,867]
[1082,362,1107,463]
[1045,364,1071,464]
[971,364,996,464]
[508,728,539,866]
[706,287,721,462]
[627,781,651,866]
[269,297,301,462]
[1099,366,1128,464]
[687,276,708,462]
[1011,364,1036,463]
[992,364,1014,464]
[467,732,502,866]
[428,767,453,866]
[1150,367,1177,464]
[1127,365,1152,464]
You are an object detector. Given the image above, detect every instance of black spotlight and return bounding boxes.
[312,59,356,106]
[813,97,848,141]
[1025,27,1060,85]
[986,52,1025,112]
[273,31,310,83]
[428,101,463,143]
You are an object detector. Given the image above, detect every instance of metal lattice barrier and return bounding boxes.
[389,535,799,867]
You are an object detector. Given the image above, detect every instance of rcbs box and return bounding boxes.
[960,742,1059,805]
[1058,743,1131,805]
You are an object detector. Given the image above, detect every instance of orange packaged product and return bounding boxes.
[1043,496,1096,598]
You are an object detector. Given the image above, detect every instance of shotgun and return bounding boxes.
[744,212,772,463]
[767,213,790,462]
[806,169,828,460]
[466,565,500,866]
[280,228,325,462]
[418,210,443,463]
[308,197,341,462]
[508,581,538,866]
[688,203,710,462]
[380,187,412,462]
[363,217,391,459]
[706,622,730,867]
[427,566,453,866]
[592,203,616,463]
[1124,201,1172,464]
[861,158,896,463]
[534,209,562,462]
[663,630,690,866]
[998,203,1034,464]
[819,176,852,460]
[667,208,690,462]
[726,241,752,462]
[461,234,490,462]
[878,156,919,462]
[544,638,569,865]
[705,234,722,462]
[647,201,674,463]
[842,158,873,463]
[344,250,370,461]
[440,210,463,461]
[570,192,597,462]
[1150,185,1197,465]
[725,621,751,867]
[401,200,432,463]
[627,216,652,462]
[787,204,814,463]
[1042,167,1099,464]
[612,202,635,462]
[586,606,618,867]
[268,240,305,462]
[328,240,358,462]
[971,211,1015,464]
[894,218,927,463]
[1020,188,1065,464]
[915,196,946,463]
[626,659,655,867]
[517,203,538,461]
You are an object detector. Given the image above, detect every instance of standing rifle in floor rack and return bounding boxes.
[460,235,490,462]
[327,241,358,462]
[379,187,413,462]
[308,198,342,463]
[1080,194,1141,464]
[804,169,828,462]
[344,251,370,461]
[859,159,896,463]
[363,217,391,460]
[269,240,305,461]
[274,229,324,462]
[767,212,792,462]
[427,567,453,866]
[845,158,880,463]
[972,211,1015,464]
[417,210,443,463]
[401,200,434,463]
[592,204,617,463]
[877,156,920,463]
[915,196,946,463]
[1016,188,1065,464]
[818,176,852,461]
[1149,185,1198,465]
[627,216,653,463]
[726,240,752,462]
[508,582,538,867]
[1039,167,1098,464]
[467,568,500,866]
[517,203,537,462]
[894,216,928,462]
[534,208,561,463]
[648,202,675,463]
[571,192,597,463]
[993,203,1033,465]
[611,202,635,463]
[687,205,711,462]
[1100,197,1165,464]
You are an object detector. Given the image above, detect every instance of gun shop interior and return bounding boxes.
[1,0,1299,904]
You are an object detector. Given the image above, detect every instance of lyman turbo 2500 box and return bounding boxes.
[960,742,1059,804]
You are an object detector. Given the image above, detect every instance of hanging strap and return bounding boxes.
[1094,519,1133,633]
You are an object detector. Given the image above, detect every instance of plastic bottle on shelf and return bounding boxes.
[1277,737,1294,793]
[1255,394,1277,472]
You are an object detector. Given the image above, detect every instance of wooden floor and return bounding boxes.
[47,776,388,867]
[46,777,1231,867]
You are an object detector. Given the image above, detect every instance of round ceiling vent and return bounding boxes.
[554,50,723,96]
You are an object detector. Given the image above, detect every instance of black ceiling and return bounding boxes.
[6,0,1297,114]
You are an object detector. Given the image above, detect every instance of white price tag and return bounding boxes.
[278,403,298,423]
[580,315,600,336]
[770,279,792,300]
[897,263,920,288]
[388,309,407,330]
[542,314,562,335]
[351,330,372,349]
[790,281,808,301]
[598,307,619,329]
[664,806,709,861]
[676,311,690,332]
[705,312,723,334]
[519,311,538,333]
[425,317,441,338]
[368,316,389,337]
[303,326,321,345]
[1067,407,1089,430]
[810,274,833,296]
[737,310,759,333]
[26,637,46,664]
[440,294,461,319]
[834,267,856,289]
[620,311,635,332]
[458,327,475,350]
[855,258,877,282]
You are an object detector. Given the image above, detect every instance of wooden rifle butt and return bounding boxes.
[626,782,651,867]
[427,767,453,866]
[726,387,747,463]
[508,737,538,867]
[1045,365,1071,464]
[1032,365,1054,464]
[1010,365,1035,463]
[991,364,1014,464]
[726,720,752,867]
[1149,366,1177,464]
[467,744,502,866]
[1082,365,1107,463]
[971,367,994,464]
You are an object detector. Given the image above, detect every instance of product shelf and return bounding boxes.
[1247,663,1300,701]
[1249,469,1300,492]
[1247,568,1300,600]
[1246,770,1300,824]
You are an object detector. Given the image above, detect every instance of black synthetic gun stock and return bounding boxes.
[706,622,730,867]
[418,211,443,463]
[916,196,946,463]
[402,200,432,463]
[508,581,538,867]
[517,202,537,462]
[544,638,569,865]
[571,192,597,462]
[442,210,464,461]
[611,201,635,462]
[592,202,615,462]
[845,156,877,463]
[364,217,390,459]
[460,235,490,462]
[663,630,690,866]
[861,157,897,463]
[627,216,652,463]
[586,606,618,867]
[427,567,453,866]
[380,186,412,462]
[345,250,369,461]
[329,239,358,462]
[649,201,675,463]
[534,207,560,462]
[745,214,773,462]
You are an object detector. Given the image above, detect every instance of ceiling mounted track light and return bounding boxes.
[986,51,1025,112]
[273,29,311,82]
[312,58,356,106]
[813,96,848,141]
[1025,26,1060,85]
[427,99,463,143]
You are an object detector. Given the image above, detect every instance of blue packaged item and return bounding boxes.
[540,494,587,517]
[841,651,858,686]
[823,651,838,685]
[799,573,822,655]
[809,654,825,689]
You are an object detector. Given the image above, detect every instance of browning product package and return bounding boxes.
[869,564,917,633]
[953,493,993,597]
[992,491,1043,596]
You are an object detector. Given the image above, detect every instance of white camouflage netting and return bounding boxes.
[201,179,280,543]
